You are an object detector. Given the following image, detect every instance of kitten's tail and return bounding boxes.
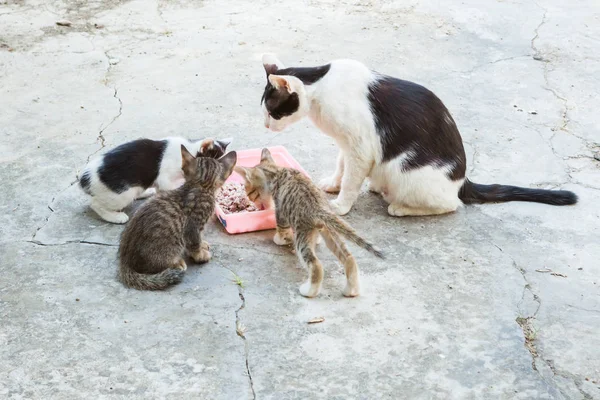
[318,213,385,259]
[459,179,577,206]
[118,265,185,291]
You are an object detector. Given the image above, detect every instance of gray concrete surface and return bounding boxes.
[1,0,599,398]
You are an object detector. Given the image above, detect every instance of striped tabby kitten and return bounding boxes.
[235,148,384,298]
[118,146,237,290]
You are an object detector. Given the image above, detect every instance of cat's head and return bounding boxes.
[261,54,310,132]
[181,145,237,190]
[234,148,279,210]
[195,137,233,159]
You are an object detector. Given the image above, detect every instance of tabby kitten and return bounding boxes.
[118,146,237,290]
[235,148,384,298]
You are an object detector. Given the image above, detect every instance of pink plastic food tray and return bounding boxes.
[215,146,309,234]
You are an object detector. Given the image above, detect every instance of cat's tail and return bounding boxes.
[458,179,577,206]
[118,266,185,291]
[318,213,385,259]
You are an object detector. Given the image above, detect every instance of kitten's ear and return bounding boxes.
[260,148,275,164]
[181,145,197,176]
[268,75,293,93]
[234,166,251,182]
[216,137,233,150]
[219,151,237,181]
[262,53,285,76]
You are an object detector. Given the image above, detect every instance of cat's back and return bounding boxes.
[121,190,185,245]
[94,138,168,192]
[277,168,326,209]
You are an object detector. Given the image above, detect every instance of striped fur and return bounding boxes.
[235,148,383,298]
[118,147,237,290]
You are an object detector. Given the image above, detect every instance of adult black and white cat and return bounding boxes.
[80,137,231,223]
[260,54,577,216]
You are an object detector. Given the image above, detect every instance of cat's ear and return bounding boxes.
[262,53,285,76]
[260,148,275,164]
[181,145,197,176]
[234,166,250,182]
[268,75,293,93]
[218,151,237,181]
[216,137,233,150]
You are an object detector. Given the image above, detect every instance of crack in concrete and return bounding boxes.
[30,179,79,241]
[530,4,571,136]
[436,54,531,81]
[27,239,117,247]
[86,52,123,163]
[221,266,256,399]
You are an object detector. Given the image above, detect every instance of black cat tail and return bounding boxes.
[459,179,578,206]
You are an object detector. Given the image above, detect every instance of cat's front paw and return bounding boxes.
[192,244,211,264]
[299,280,321,298]
[329,200,352,216]
[342,283,360,297]
[318,177,341,193]
[273,231,293,246]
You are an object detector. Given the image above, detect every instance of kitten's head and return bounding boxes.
[261,54,310,132]
[181,145,237,190]
[195,137,233,159]
[234,148,279,210]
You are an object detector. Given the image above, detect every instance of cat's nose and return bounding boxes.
[264,120,270,129]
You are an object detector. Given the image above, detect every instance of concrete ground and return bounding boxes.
[1,0,599,398]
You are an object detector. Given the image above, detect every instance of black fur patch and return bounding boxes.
[79,170,92,194]
[98,139,167,193]
[368,76,466,181]
[459,179,578,205]
[261,64,331,120]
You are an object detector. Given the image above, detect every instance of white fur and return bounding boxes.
[82,137,204,224]
[262,55,463,217]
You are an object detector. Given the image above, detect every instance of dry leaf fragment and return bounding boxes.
[56,20,72,27]
[308,317,325,324]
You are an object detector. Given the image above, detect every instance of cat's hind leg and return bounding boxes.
[90,198,130,224]
[384,165,462,217]
[296,229,324,298]
[321,228,360,297]
[387,204,457,217]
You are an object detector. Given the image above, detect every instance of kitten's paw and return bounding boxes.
[175,258,188,271]
[273,231,293,246]
[342,284,360,297]
[101,211,129,224]
[137,188,156,199]
[192,248,212,264]
[299,280,321,298]
[318,177,341,193]
[329,200,352,216]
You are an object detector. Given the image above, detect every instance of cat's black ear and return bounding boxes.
[219,151,237,180]
[262,53,285,76]
[216,137,233,150]
[181,145,197,177]
[260,148,275,164]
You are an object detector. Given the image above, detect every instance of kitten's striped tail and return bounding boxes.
[118,264,185,291]
[318,213,385,259]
